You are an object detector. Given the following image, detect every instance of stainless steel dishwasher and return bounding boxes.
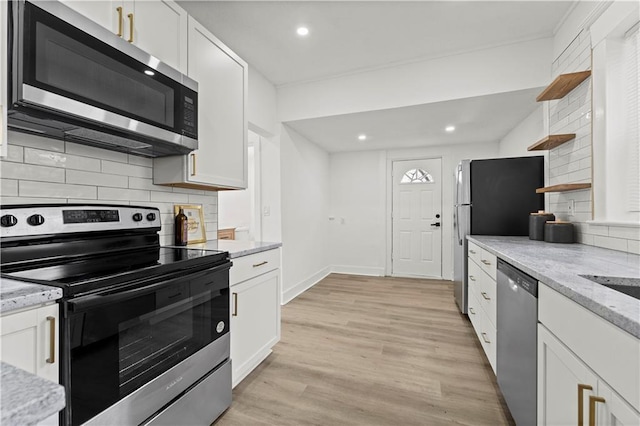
[497,259,538,426]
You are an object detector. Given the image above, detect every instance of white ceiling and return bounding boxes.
[285,88,543,152]
[179,1,575,152]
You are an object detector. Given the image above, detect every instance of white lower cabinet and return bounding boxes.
[538,323,598,425]
[229,249,281,387]
[538,283,640,425]
[1,302,61,425]
[467,242,497,373]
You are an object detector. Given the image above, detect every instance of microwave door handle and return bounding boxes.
[68,261,231,311]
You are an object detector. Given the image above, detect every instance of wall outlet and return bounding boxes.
[568,199,575,217]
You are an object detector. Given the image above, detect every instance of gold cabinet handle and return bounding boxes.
[190,153,196,176]
[469,307,476,315]
[469,275,476,281]
[127,13,134,43]
[116,7,123,37]
[578,384,593,426]
[46,316,55,364]
[469,249,476,254]
[481,332,490,344]
[232,292,238,317]
[481,292,491,300]
[588,395,606,426]
[253,261,268,268]
[481,259,491,265]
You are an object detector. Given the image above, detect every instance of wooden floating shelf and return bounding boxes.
[528,134,576,151]
[536,183,592,193]
[536,70,592,101]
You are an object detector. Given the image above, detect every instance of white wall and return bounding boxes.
[278,38,553,122]
[280,125,331,302]
[0,132,218,245]
[329,151,387,276]
[248,66,278,137]
[498,106,546,158]
[329,141,499,281]
[218,145,254,237]
[246,65,282,244]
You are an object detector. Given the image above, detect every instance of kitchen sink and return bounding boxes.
[579,275,640,300]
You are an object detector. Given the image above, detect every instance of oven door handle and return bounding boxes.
[68,261,231,312]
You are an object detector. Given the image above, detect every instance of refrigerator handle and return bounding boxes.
[455,165,462,245]
[455,206,461,244]
[455,164,460,208]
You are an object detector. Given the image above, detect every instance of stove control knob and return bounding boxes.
[27,214,45,226]
[132,213,143,222]
[146,213,156,222]
[1,214,18,227]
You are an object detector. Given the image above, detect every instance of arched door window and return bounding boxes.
[400,168,434,184]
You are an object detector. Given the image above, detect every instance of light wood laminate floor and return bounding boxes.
[215,274,514,426]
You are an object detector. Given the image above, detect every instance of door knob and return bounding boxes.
[430,222,441,227]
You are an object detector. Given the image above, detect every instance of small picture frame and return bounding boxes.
[174,204,206,244]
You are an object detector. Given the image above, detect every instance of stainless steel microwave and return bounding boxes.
[7,0,198,157]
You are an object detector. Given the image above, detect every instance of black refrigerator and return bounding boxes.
[453,156,544,314]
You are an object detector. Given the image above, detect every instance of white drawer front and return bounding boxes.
[230,249,280,285]
[479,248,497,280]
[468,241,482,266]
[480,316,497,374]
[467,289,483,339]
[478,272,497,329]
[468,259,483,299]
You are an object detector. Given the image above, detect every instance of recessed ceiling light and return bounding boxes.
[445,125,456,132]
[297,27,309,36]
[358,134,367,141]
[144,70,155,76]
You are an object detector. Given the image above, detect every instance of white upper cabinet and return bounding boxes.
[128,1,187,74]
[153,17,248,190]
[59,0,187,74]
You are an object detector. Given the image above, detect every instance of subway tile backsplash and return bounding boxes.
[548,30,639,253]
[0,132,218,245]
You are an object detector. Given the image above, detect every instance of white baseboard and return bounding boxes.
[282,266,331,305]
[331,265,385,276]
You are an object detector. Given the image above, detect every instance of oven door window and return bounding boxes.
[68,272,228,425]
[22,2,183,132]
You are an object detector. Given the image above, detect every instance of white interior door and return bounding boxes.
[392,158,442,278]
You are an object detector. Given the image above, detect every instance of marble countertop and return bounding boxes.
[0,278,63,314]
[182,240,282,259]
[468,236,640,338]
[1,362,65,426]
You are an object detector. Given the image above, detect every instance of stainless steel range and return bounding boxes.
[0,204,232,426]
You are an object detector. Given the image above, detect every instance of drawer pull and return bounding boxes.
[469,250,476,254]
[46,316,55,364]
[481,332,491,344]
[469,275,476,282]
[232,292,238,317]
[481,259,491,266]
[253,261,268,268]
[481,292,491,301]
[588,395,606,426]
[578,384,593,426]
[469,307,476,315]
[116,7,123,37]
[127,13,134,43]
